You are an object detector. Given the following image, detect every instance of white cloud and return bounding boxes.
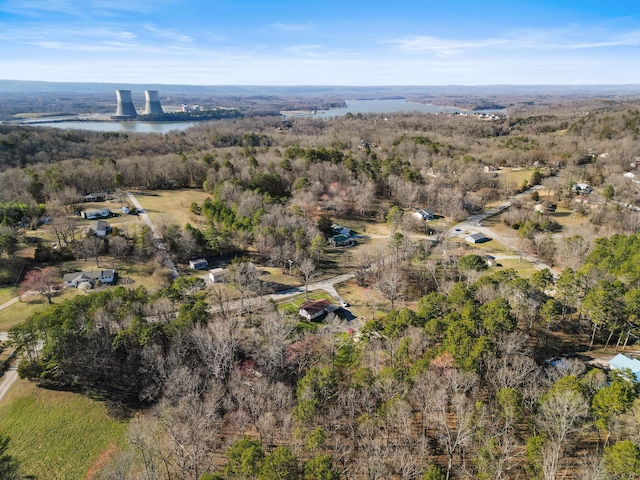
[143,24,193,43]
[387,27,640,56]
[388,35,509,55]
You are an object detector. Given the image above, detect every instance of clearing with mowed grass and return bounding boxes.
[0,379,128,480]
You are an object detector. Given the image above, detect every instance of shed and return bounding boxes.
[465,232,490,244]
[189,258,208,270]
[209,268,229,283]
[609,353,640,382]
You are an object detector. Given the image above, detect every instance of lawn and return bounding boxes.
[0,287,17,306]
[278,290,334,315]
[130,188,211,229]
[0,379,128,480]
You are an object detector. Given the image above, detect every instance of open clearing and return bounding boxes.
[0,379,128,480]
[129,188,211,229]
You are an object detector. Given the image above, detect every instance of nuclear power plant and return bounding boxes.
[144,90,164,114]
[113,90,137,119]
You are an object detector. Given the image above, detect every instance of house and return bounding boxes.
[63,269,115,288]
[572,183,593,194]
[465,232,490,244]
[84,192,107,202]
[483,165,499,173]
[609,353,640,382]
[329,234,352,247]
[189,258,208,270]
[89,220,112,237]
[413,208,434,221]
[209,268,229,283]
[81,208,111,220]
[299,299,334,321]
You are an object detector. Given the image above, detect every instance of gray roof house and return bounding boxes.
[63,269,115,288]
[413,208,435,220]
[89,220,112,237]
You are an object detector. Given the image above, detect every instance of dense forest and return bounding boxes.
[3,96,640,479]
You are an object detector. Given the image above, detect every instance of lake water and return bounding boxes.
[290,98,482,118]
[27,120,200,134]
[18,98,501,133]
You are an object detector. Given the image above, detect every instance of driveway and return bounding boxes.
[126,192,179,279]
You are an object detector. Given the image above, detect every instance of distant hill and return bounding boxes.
[2,79,640,97]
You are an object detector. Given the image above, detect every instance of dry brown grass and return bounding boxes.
[130,188,211,229]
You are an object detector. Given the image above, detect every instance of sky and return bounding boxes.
[1,0,640,86]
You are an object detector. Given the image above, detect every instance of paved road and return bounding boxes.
[126,192,179,279]
[0,362,18,403]
[447,184,558,276]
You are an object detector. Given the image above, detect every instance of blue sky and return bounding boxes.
[1,0,640,85]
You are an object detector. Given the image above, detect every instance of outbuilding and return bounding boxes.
[189,258,208,270]
[464,232,490,244]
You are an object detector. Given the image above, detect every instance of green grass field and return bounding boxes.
[0,287,17,306]
[0,379,128,480]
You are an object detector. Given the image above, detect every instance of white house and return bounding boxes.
[299,299,333,321]
[81,208,111,220]
[63,269,115,288]
[413,208,435,221]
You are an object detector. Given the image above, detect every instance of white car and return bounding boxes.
[339,300,349,308]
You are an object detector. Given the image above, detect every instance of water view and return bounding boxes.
[289,98,489,118]
[17,98,502,133]
[26,120,201,134]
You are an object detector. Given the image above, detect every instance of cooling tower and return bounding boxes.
[144,90,164,115]
[114,90,137,118]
